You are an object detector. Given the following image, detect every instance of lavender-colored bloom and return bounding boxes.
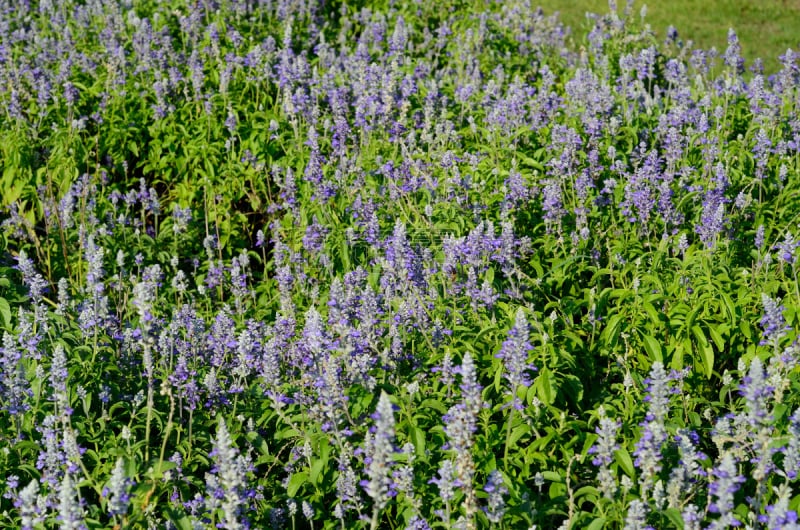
[696,191,727,249]
[496,309,537,410]
[784,408,800,479]
[172,204,192,234]
[634,362,681,496]
[1,332,31,416]
[755,225,766,251]
[16,250,48,302]
[541,179,564,231]
[362,392,397,510]
[760,293,789,346]
[739,356,774,426]
[210,417,248,529]
[429,460,457,502]
[724,29,745,74]
[623,499,649,530]
[57,472,86,530]
[51,344,70,417]
[335,444,362,517]
[483,470,508,523]
[17,479,44,530]
[760,484,800,529]
[666,430,707,507]
[458,352,482,417]
[302,500,314,520]
[406,515,432,530]
[707,452,745,529]
[103,458,132,517]
[589,406,621,499]
[682,504,702,530]
[775,232,800,264]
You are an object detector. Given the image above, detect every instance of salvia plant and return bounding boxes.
[1,0,800,528]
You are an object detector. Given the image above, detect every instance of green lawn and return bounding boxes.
[536,0,800,73]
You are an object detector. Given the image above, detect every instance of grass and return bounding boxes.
[536,0,800,73]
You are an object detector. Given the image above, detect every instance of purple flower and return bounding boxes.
[760,293,789,346]
[589,406,621,499]
[784,408,800,479]
[775,232,800,264]
[103,458,132,518]
[362,392,397,511]
[496,309,537,410]
[707,452,745,528]
[755,225,766,251]
[483,470,508,523]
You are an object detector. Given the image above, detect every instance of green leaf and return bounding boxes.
[662,508,684,529]
[309,458,326,485]
[535,367,556,405]
[614,448,634,478]
[707,325,725,352]
[0,297,10,328]
[164,507,193,530]
[287,472,308,497]
[410,426,426,459]
[246,431,270,456]
[601,314,623,346]
[542,470,563,483]
[586,517,606,530]
[642,333,662,363]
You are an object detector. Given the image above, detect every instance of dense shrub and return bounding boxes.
[1,0,800,528]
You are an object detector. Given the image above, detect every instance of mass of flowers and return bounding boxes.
[1,0,800,528]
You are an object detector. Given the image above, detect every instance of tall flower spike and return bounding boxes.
[707,452,745,529]
[363,392,397,512]
[57,472,86,530]
[211,417,247,529]
[589,406,621,499]
[496,308,537,410]
[760,294,789,347]
[483,471,508,523]
[104,458,132,518]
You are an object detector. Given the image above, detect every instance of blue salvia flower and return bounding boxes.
[57,472,86,530]
[335,443,362,518]
[775,232,800,265]
[682,504,702,530]
[739,356,773,427]
[760,293,789,346]
[445,352,484,524]
[210,417,248,529]
[51,344,71,418]
[707,452,745,529]
[759,484,800,528]
[458,352,482,417]
[1,331,32,417]
[696,188,727,249]
[362,392,397,512]
[623,499,650,530]
[482,470,508,523]
[103,458,132,518]
[56,277,71,317]
[589,406,621,499]
[393,443,415,502]
[16,479,45,530]
[428,459,457,502]
[16,250,48,303]
[496,308,537,410]
[754,225,766,251]
[634,362,679,497]
[666,430,706,507]
[406,515,432,530]
[783,408,800,479]
[724,29,745,74]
